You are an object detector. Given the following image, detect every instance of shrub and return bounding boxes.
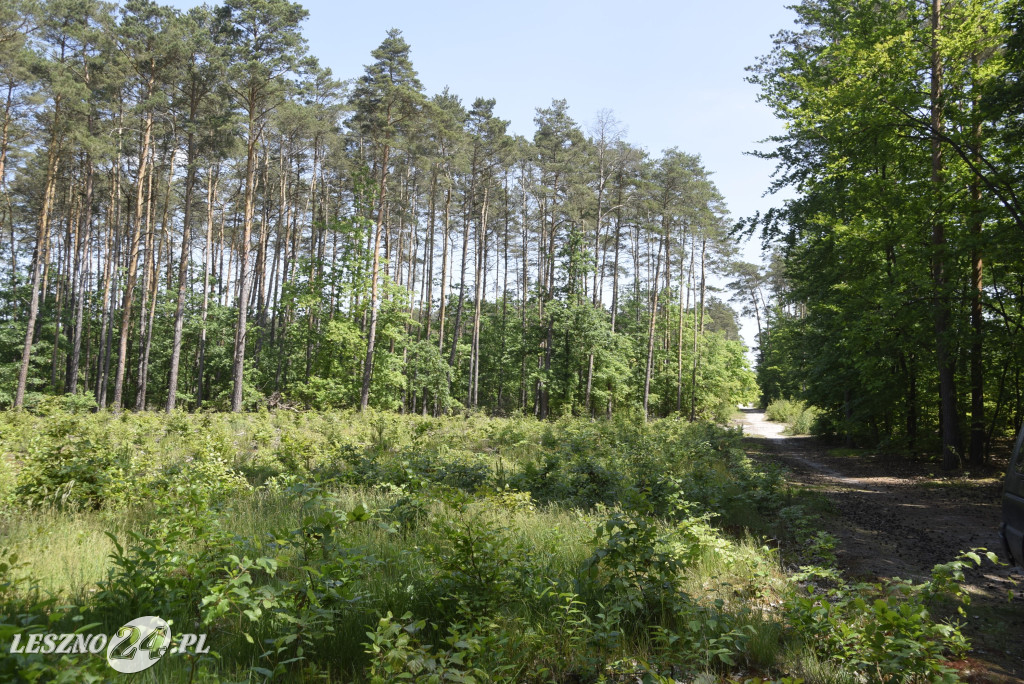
[363,612,496,683]
[428,507,529,612]
[765,398,819,435]
[784,550,994,682]
[582,511,687,620]
[764,398,804,424]
[788,405,821,435]
[14,418,128,510]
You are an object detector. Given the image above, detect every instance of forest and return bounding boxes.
[0,0,756,421]
[2,0,1023,682]
[747,0,1024,469]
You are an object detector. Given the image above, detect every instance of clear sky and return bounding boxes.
[167,0,798,359]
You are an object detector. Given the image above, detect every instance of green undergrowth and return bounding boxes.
[0,410,994,682]
[764,399,820,436]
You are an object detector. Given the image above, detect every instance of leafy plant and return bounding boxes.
[428,508,527,612]
[784,550,996,682]
[582,511,687,619]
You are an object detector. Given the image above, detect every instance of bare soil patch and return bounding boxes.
[736,408,1024,682]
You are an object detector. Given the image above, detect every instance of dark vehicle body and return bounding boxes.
[1002,425,1024,568]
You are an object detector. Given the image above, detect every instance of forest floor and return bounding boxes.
[736,408,1024,683]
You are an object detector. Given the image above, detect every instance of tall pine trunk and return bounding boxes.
[360,142,391,411]
[436,184,452,354]
[448,181,473,382]
[642,229,666,422]
[231,109,260,412]
[196,167,218,407]
[689,236,706,421]
[112,97,154,411]
[96,136,122,408]
[67,150,93,393]
[137,146,173,409]
[167,121,199,410]
[676,225,687,414]
[15,110,62,408]
[469,187,487,407]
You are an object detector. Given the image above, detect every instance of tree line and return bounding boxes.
[0,0,755,420]
[746,0,1024,467]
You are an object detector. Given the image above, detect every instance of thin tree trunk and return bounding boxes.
[360,141,391,411]
[15,103,63,409]
[68,151,94,393]
[51,184,75,391]
[469,187,488,407]
[929,0,961,468]
[436,184,452,356]
[137,144,172,409]
[137,216,165,409]
[968,60,985,465]
[642,229,666,421]
[254,146,272,361]
[112,97,154,411]
[611,205,622,332]
[231,108,261,412]
[196,167,218,407]
[520,163,530,410]
[133,146,157,409]
[497,171,510,412]
[97,141,122,408]
[449,186,472,376]
[424,167,438,340]
[167,124,199,410]
[676,226,687,414]
[690,236,707,421]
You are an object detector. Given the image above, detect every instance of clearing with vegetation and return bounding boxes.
[3,0,1024,681]
[0,408,1012,682]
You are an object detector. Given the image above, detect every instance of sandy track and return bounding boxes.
[735,409,1024,681]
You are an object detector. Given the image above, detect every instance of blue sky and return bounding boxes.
[168,0,798,357]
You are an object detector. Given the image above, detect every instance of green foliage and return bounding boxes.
[764,398,820,436]
[785,550,997,682]
[364,611,500,683]
[748,0,1024,455]
[0,410,991,682]
[14,416,129,510]
[582,511,687,619]
[20,392,98,416]
[405,340,457,414]
[428,509,528,613]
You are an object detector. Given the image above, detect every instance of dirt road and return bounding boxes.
[736,408,1024,681]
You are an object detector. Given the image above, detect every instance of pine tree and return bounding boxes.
[347,28,424,411]
[217,0,308,412]
[166,5,228,411]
